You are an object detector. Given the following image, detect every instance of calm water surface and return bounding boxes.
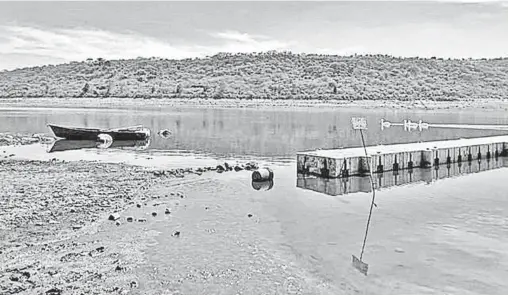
[1,106,508,157]
[2,105,508,294]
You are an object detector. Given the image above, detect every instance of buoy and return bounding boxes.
[97,133,113,149]
[251,180,274,191]
[158,129,172,139]
[252,168,274,182]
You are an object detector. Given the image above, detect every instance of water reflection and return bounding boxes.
[297,157,508,196]
[2,106,508,157]
[48,138,151,153]
[251,180,274,191]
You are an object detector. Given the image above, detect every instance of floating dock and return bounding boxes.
[297,135,508,178]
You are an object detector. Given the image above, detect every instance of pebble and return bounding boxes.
[138,218,147,222]
[164,208,171,214]
[109,213,121,221]
[172,231,181,237]
[136,204,142,208]
[126,216,134,222]
[152,212,157,217]
[46,288,63,295]
[395,248,405,253]
[247,214,253,218]
[130,281,138,288]
[115,221,121,226]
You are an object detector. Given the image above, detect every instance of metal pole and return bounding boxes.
[359,129,377,260]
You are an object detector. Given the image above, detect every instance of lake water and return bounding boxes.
[1,106,508,158]
[2,105,508,294]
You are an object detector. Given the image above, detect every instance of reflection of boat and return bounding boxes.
[47,124,151,140]
[48,138,151,153]
[251,180,274,191]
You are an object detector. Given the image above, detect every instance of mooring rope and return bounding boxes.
[359,129,377,261]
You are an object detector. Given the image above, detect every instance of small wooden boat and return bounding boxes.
[47,124,151,141]
[48,138,150,153]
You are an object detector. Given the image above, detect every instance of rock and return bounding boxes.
[70,208,76,213]
[138,218,147,222]
[9,273,22,282]
[46,288,63,295]
[204,206,210,210]
[152,212,157,217]
[136,203,142,208]
[130,281,138,288]
[72,225,82,230]
[394,248,405,253]
[234,165,243,171]
[126,216,134,222]
[35,222,44,226]
[164,208,171,214]
[115,265,124,271]
[172,231,181,237]
[115,221,121,226]
[247,214,253,218]
[216,165,225,172]
[109,213,121,221]
[224,162,231,171]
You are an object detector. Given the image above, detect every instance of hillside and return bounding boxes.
[1,52,508,101]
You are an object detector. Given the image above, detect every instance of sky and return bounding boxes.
[0,1,507,70]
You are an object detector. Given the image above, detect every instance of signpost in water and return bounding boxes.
[351,117,376,276]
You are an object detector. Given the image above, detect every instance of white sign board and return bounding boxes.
[351,117,368,130]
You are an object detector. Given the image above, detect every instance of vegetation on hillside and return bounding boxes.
[1,51,508,101]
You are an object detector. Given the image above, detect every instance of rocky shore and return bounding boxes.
[1,133,335,295]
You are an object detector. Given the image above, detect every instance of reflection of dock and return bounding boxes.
[297,157,508,196]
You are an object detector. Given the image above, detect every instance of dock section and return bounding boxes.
[297,135,508,178]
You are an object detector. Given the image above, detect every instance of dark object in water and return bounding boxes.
[251,180,274,191]
[157,129,172,138]
[352,255,368,275]
[47,138,150,153]
[252,168,274,182]
[47,124,150,141]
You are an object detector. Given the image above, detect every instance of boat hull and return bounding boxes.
[48,124,150,141]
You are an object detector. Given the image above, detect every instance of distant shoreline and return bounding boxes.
[1,97,508,112]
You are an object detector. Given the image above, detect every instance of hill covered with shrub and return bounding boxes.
[1,52,508,101]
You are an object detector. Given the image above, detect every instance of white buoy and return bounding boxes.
[97,133,113,149]
[252,168,274,182]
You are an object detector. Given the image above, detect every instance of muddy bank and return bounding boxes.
[0,129,339,295]
[0,132,54,147]
[0,159,183,294]
[0,158,339,295]
[2,97,508,112]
